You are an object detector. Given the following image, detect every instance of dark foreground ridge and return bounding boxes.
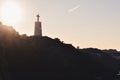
[0,23,120,80]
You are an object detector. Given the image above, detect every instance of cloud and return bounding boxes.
[68,5,80,13]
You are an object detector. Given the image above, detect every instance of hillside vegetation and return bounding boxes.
[0,23,120,80]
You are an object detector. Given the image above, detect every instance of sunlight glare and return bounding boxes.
[1,2,23,27]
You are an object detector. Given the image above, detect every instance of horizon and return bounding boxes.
[0,0,120,50]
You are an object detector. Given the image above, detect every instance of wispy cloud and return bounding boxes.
[68,5,80,13]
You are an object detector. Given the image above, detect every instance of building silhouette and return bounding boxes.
[34,14,42,36]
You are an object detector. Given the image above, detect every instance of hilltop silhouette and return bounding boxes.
[0,23,120,80]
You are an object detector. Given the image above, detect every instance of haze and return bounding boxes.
[0,0,120,50]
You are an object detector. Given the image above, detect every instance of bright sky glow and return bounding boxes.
[0,0,120,50]
[0,1,23,28]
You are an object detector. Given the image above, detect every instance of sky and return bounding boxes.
[0,0,120,50]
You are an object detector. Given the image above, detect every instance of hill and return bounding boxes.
[0,23,120,80]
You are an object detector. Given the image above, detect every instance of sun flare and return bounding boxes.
[0,2,22,27]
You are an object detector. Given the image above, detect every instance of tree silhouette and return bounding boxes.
[0,23,120,80]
